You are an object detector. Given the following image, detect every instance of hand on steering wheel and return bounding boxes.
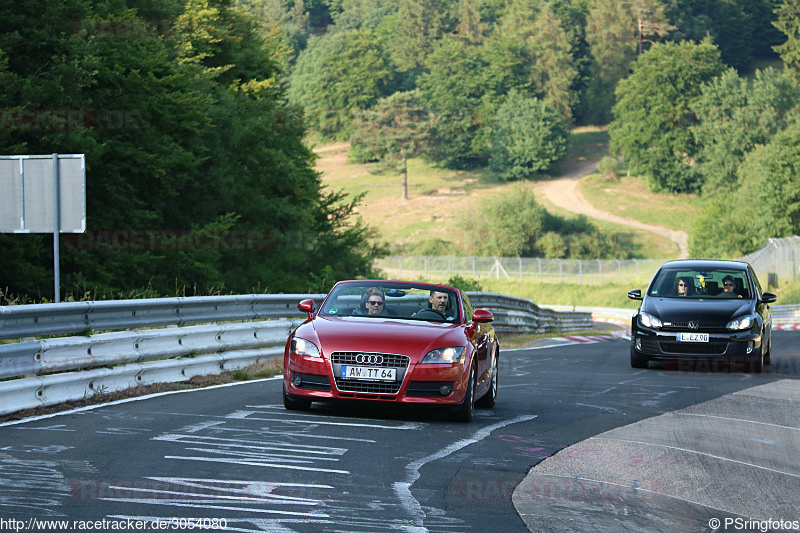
[415,307,445,319]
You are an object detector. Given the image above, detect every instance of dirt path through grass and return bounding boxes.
[534,160,689,258]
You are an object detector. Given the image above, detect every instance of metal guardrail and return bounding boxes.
[0,292,593,416]
[0,294,317,340]
[467,292,592,333]
[771,304,800,325]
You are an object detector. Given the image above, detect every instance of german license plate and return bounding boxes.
[341,366,396,381]
[677,332,709,342]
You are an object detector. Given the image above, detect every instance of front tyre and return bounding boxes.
[476,347,498,408]
[283,387,312,411]
[449,364,475,422]
[747,353,763,374]
[630,346,649,369]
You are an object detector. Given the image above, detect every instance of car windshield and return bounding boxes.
[649,268,751,299]
[319,282,461,323]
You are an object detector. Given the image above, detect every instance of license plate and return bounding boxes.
[341,366,396,381]
[677,332,709,342]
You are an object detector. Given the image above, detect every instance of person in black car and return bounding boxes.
[721,275,742,298]
[675,277,693,297]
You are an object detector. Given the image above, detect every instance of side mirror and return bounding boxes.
[472,309,494,323]
[298,299,315,320]
[761,292,777,304]
[627,289,642,300]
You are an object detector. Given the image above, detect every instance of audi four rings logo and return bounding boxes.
[688,321,700,330]
[356,354,384,365]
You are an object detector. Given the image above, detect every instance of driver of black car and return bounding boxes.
[721,275,743,298]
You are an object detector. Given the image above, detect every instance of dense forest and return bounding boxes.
[2,0,799,300]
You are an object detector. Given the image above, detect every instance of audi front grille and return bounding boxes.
[330,351,410,394]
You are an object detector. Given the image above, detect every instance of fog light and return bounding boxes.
[292,374,303,387]
[439,385,452,396]
[746,341,754,355]
[635,338,642,350]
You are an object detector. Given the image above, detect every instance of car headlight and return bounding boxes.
[290,337,321,358]
[727,314,755,330]
[638,312,662,328]
[421,347,464,364]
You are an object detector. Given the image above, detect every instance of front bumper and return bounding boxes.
[284,351,468,405]
[630,326,762,362]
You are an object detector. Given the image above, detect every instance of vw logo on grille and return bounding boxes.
[688,321,700,330]
[356,354,383,365]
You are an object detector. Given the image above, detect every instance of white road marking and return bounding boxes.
[224,411,425,430]
[153,434,348,456]
[590,436,800,479]
[393,415,538,532]
[164,455,350,474]
[677,412,800,432]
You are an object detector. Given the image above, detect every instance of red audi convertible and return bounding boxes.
[283,280,499,422]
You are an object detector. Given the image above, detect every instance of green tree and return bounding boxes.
[741,0,783,60]
[609,38,726,193]
[329,0,398,32]
[528,2,578,120]
[464,184,548,256]
[235,0,311,66]
[690,124,800,258]
[349,90,434,200]
[691,67,800,194]
[488,90,568,181]
[377,0,452,73]
[288,28,394,137]
[0,0,380,299]
[737,125,800,237]
[666,0,752,71]
[454,0,491,43]
[583,0,671,123]
[418,35,488,167]
[773,0,800,81]
[481,0,578,121]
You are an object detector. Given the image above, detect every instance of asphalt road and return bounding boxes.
[1,332,798,532]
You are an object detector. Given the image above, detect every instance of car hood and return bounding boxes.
[295,316,467,360]
[642,297,754,323]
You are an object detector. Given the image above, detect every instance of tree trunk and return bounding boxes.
[401,148,408,201]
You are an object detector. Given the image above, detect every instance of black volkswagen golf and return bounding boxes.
[628,260,777,372]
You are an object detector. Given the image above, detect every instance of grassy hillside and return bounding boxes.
[316,129,694,259]
[578,174,704,232]
[315,133,800,306]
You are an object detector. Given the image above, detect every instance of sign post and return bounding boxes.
[0,154,86,303]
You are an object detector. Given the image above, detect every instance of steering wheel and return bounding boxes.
[416,308,446,319]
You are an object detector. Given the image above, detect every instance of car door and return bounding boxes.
[461,291,495,394]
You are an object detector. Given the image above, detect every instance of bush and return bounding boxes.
[447,275,483,292]
[597,156,619,181]
[488,90,569,181]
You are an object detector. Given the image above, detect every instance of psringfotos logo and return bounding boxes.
[712,517,800,532]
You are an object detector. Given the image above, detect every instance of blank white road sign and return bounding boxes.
[0,154,85,233]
